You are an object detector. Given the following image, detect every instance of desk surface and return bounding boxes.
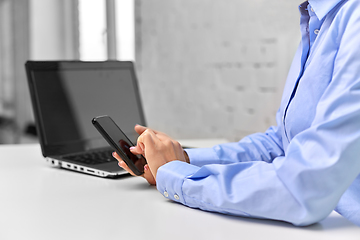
[1,143,359,240]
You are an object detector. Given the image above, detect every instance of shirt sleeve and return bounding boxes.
[158,106,360,226]
[185,114,285,167]
[156,2,360,227]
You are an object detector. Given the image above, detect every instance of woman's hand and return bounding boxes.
[133,125,187,180]
[113,125,187,185]
[112,151,156,185]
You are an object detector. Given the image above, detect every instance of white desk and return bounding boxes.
[1,143,359,240]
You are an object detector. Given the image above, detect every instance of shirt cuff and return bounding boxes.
[184,147,220,167]
[156,160,199,204]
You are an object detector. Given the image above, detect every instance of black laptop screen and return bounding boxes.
[26,61,146,156]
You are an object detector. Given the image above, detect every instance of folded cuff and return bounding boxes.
[156,161,199,204]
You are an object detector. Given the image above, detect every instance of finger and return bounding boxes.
[135,125,166,138]
[112,152,137,176]
[136,130,157,160]
[129,145,143,155]
[140,129,158,151]
[134,124,148,135]
[143,164,156,185]
[140,130,162,177]
[118,159,137,176]
[135,133,147,153]
[112,152,154,184]
[112,151,122,161]
[117,155,155,184]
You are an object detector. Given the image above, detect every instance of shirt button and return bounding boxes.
[164,191,169,198]
[314,29,320,35]
[174,194,180,200]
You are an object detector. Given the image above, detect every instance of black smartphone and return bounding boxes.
[92,115,146,176]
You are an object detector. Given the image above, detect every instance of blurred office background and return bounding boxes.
[0,0,300,144]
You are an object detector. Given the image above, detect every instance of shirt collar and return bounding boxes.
[299,1,309,16]
[307,0,344,21]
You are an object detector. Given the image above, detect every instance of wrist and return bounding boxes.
[184,150,190,164]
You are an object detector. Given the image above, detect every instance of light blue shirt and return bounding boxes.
[156,0,360,226]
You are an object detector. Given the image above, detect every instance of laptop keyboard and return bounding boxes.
[63,149,116,165]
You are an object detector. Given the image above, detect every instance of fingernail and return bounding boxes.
[144,164,149,171]
[112,152,116,158]
[129,146,135,151]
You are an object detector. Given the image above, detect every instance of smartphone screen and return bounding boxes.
[92,116,146,175]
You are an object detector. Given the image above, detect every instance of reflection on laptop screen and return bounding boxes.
[27,61,145,155]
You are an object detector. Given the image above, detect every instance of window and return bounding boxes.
[115,0,135,61]
[78,0,135,61]
[0,0,135,143]
[79,0,107,60]
[30,0,135,61]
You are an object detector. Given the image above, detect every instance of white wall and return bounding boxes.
[31,0,62,59]
[28,0,302,142]
[30,0,78,60]
[135,0,301,141]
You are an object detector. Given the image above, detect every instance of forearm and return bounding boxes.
[158,108,360,226]
[158,140,360,227]
[185,126,284,167]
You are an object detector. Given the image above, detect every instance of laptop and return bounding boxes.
[25,61,146,178]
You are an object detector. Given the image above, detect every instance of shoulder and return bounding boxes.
[332,0,360,21]
[327,0,360,43]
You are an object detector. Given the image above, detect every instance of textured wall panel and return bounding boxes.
[135,0,301,141]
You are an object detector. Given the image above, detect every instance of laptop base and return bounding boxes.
[45,157,128,178]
